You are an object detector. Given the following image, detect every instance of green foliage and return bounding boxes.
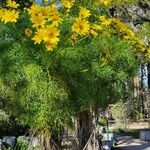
[0,22,72,134]
[139,22,150,39]
[112,127,126,134]
[110,101,127,121]
[16,137,29,150]
[0,2,141,136]
[53,34,138,110]
[98,117,108,126]
[7,148,13,150]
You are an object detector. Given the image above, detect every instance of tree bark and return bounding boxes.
[51,129,64,149]
[43,131,51,150]
[77,110,93,150]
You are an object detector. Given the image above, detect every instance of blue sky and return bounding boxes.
[35,0,42,4]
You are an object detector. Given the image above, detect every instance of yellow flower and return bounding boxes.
[61,0,75,9]
[147,48,150,54]
[28,4,42,16]
[50,13,63,26]
[49,4,58,14]
[40,6,51,19]
[72,18,90,35]
[99,16,112,26]
[43,25,60,51]
[91,22,102,36]
[45,41,58,51]
[127,30,135,38]
[114,19,128,31]
[99,0,111,6]
[43,25,60,42]
[123,35,130,40]
[99,15,106,21]
[32,28,45,44]
[79,7,91,18]
[47,4,63,26]
[0,9,4,19]
[93,24,103,31]
[25,28,33,37]
[6,0,19,9]
[90,30,98,37]
[101,19,112,26]
[1,10,19,23]
[30,13,46,28]
[71,33,78,41]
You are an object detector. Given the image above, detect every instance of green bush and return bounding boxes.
[98,117,108,126]
[16,137,29,150]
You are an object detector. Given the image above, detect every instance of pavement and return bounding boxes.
[115,136,150,150]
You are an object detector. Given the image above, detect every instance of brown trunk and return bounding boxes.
[51,129,64,149]
[43,131,51,150]
[77,110,93,149]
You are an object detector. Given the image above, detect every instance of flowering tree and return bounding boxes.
[0,0,149,149]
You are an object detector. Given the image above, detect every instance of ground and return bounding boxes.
[115,136,150,150]
[112,122,150,150]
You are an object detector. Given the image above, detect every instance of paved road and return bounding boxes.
[115,136,150,150]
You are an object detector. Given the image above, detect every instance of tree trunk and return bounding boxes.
[43,131,51,150]
[51,129,64,149]
[77,110,93,149]
[43,130,62,150]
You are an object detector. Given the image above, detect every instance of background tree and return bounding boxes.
[110,0,150,120]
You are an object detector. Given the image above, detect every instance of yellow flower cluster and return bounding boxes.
[89,15,111,37]
[72,7,91,37]
[61,0,75,9]
[27,4,62,51]
[32,25,60,51]
[28,4,62,28]
[0,0,147,54]
[93,15,146,52]
[99,15,112,26]
[0,0,19,23]
[114,19,135,38]
[71,9,114,39]
[113,19,146,52]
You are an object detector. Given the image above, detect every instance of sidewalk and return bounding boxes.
[115,136,150,150]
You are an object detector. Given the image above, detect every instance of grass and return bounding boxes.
[112,127,139,138]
